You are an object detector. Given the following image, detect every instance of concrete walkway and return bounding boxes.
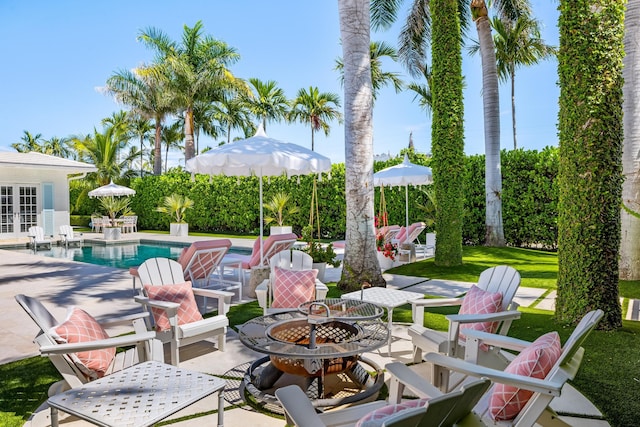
[0,233,609,426]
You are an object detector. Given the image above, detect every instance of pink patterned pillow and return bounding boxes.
[271,267,318,309]
[489,331,562,421]
[144,281,203,331]
[50,307,115,380]
[459,285,503,342]
[355,398,431,427]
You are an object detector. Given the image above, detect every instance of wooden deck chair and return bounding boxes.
[28,226,52,250]
[408,265,522,389]
[275,377,491,427]
[58,225,82,248]
[15,294,161,396]
[255,250,329,314]
[134,257,233,366]
[388,309,604,427]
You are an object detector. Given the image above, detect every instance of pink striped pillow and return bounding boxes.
[355,398,431,427]
[144,281,203,331]
[489,331,562,420]
[271,267,318,309]
[50,307,115,380]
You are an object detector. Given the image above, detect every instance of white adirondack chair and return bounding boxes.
[134,257,233,366]
[275,378,491,427]
[408,265,522,390]
[15,294,161,396]
[28,226,52,250]
[255,250,328,314]
[387,309,604,427]
[59,224,82,248]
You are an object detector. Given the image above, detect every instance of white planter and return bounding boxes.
[312,262,327,282]
[103,227,121,241]
[377,251,394,271]
[270,226,292,235]
[170,223,189,237]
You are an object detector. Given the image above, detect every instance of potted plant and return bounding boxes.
[98,196,131,240]
[376,232,398,270]
[264,191,299,235]
[156,193,194,237]
[299,225,340,281]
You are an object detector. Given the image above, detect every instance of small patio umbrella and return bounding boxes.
[185,124,331,263]
[373,154,433,243]
[88,180,136,198]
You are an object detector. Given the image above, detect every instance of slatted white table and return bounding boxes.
[48,361,224,427]
[342,287,424,354]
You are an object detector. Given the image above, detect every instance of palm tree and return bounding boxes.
[106,67,173,175]
[469,14,556,150]
[407,63,433,114]
[288,87,342,151]
[620,0,640,280]
[12,131,43,152]
[337,0,385,290]
[244,78,290,131]
[128,116,153,176]
[138,21,241,161]
[335,41,404,102]
[42,137,71,158]
[212,94,253,145]
[161,122,184,173]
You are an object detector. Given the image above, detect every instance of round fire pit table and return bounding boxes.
[238,298,389,412]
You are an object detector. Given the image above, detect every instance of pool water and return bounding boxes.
[12,242,250,270]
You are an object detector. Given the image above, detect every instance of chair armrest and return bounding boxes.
[97,311,150,328]
[39,331,157,355]
[385,362,444,403]
[315,281,329,300]
[462,328,532,352]
[411,297,463,324]
[425,353,564,396]
[446,310,521,325]
[255,279,270,311]
[191,288,233,315]
[134,295,179,318]
[275,385,327,427]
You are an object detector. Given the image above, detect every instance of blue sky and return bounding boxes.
[0,1,559,165]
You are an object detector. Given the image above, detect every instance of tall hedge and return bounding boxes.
[430,0,465,267]
[557,0,624,329]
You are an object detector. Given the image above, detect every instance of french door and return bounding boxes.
[0,185,38,238]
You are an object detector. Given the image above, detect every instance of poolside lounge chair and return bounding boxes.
[393,221,426,245]
[229,233,299,269]
[28,226,52,250]
[58,225,82,248]
[275,377,491,427]
[386,309,604,427]
[255,250,328,315]
[332,225,401,251]
[15,294,161,396]
[408,265,522,390]
[134,257,232,366]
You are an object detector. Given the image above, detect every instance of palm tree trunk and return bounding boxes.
[311,127,315,151]
[184,107,195,160]
[338,0,385,290]
[620,0,640,279]
[473,0,505,246]
[139,135,144,177]
[153,119,162,176]
[511,67,517,150]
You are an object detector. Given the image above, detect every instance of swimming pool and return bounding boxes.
[10,242,251,270]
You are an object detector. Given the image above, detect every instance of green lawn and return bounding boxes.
[1,246,638,427]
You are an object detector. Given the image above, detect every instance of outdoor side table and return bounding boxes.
[342,287,424,354]
[48,361,224,427]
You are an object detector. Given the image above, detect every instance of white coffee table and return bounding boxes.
[342,287,424,354]
[48,361,225,427]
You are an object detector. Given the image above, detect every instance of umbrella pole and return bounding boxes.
[259,174,264,264]
[405,185,409,244]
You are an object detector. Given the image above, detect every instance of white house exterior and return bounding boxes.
[0,152,96,240]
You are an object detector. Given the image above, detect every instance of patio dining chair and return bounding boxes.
[15,294,161,396]
[408,265,522,390]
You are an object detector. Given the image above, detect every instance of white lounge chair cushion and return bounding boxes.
[144,281,203,331]
[271,267,318,309]
[50,307,115,380]
[489,331,562,420]
[355,397,431,427]
[459,285,503,345]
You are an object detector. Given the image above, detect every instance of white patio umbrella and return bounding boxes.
[373,154,433,243]
[88,180,136,198]
[185,124,332,263]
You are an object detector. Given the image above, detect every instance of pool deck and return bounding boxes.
[0,232,610,427]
